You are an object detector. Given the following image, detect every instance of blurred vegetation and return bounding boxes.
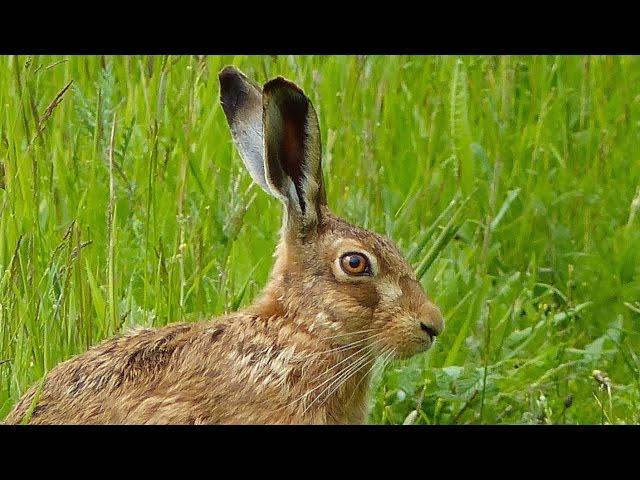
[0,55,638,423]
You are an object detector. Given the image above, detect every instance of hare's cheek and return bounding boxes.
[333,303,376,331]
[312,290,375,332]
[366,311,397,353]
[333,282,379,316]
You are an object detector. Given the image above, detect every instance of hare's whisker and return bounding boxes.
[324,355,375,402]
[293,335,375,361]
[280,337,381,415]
[291,339,384,413]
[300,338,383,400]
[320,328,382,340]
[349,346,396,403]
[302,351,374,415]
[307,343,372,384]
[305,340,390,414]
[346,357,379,405]
[294,330,387,361]
[313,345,387,413]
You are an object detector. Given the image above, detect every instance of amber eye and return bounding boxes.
[340,252,371,276]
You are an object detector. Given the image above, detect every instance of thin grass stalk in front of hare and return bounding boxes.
[107,114,118,334]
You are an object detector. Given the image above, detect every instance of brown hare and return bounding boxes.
[5,66,444,425]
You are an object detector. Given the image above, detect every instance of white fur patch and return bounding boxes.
[377,280,403,303]
[312,311,341,331]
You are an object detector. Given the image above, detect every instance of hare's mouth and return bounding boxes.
[388,335,435,361]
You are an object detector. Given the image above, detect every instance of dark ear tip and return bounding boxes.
[219,65,243,79]
[218,65,245,90]
[219,66,263,120]
[263,76,306,97]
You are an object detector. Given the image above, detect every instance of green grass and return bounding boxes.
[1,55,639,424]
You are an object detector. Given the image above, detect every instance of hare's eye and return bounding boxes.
[340,253,371,276]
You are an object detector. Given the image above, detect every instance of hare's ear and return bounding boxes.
[262,77,327,233]
[218,66,271,193]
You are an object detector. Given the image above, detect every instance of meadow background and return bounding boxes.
[1,55,639,424]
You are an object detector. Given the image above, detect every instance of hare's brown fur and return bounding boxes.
[5,315,367,424]
[5,68,444,424]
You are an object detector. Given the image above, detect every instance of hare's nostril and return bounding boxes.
[420,322,438,340]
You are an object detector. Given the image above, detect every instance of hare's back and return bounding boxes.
[5,321,216,424]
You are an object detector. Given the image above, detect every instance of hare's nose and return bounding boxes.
[420,322,439,340]
[418,302,444,339]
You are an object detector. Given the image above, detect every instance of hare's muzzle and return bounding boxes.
[390,300,444,359]
[380,276,446,358]
[417,302,444,343]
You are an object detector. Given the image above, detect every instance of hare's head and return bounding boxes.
[219,66,443,360]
